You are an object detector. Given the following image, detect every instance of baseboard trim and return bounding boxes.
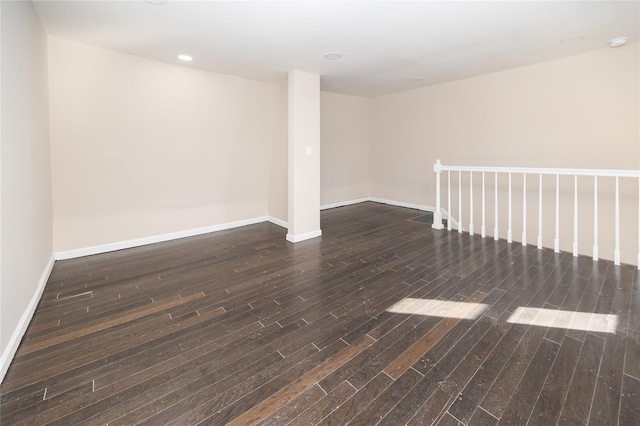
[0,254,55,384]
[267,216,288,228]
[55,216,271,260]
[286,229,322,243]
[320,198,369,210]
[368,197,434,212]
[53,198,438,261]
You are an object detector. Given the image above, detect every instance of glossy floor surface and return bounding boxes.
[1,202,638,425]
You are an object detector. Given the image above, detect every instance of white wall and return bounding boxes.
[320,92,371,206]
[0,1,53,378]
[48,37,285,252]
[370,44,640,264]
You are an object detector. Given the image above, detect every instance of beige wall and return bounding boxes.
[371,44,640,264]
[0,1,53,361]
[267,83,288,224]
[320,92,371,206]
[48,37,285,252]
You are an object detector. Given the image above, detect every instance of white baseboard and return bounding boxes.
[286,229,322,243]
[53,200,447,261]
[55,216,271,260]
[320,198,369,210]
[267,216,288,228]
[368,197,434,212]
[0,254,55,384]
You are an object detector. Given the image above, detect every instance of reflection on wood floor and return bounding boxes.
[1,201,638,425]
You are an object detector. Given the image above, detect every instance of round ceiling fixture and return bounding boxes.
[608,37,628,48]
[559,35,586,45]
[324,52,343,60]
[178,54,193,61]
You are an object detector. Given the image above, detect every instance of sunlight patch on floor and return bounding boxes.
[507,307,618,334]
[386,298,488,320]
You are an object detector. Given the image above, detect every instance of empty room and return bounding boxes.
[1,1,639,425]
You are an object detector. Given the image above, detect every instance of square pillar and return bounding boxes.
[287,70,321,243]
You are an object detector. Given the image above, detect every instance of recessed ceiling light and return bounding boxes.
[409,76,424,82]
[178,54,193,61]
[324,52,343,60]
[559,35,586,45]
[608,37,628,48]
[144,0,168,5]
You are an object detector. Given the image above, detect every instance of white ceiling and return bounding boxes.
[32,1,639,98]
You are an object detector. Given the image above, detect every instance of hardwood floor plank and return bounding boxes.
[286,380,356,425]
[379,316,495,425]
[446,323,528,424]
[527,335,581,425]
[625,330,640,380]
[467,407,498,426]
[224,336,374,426]
[317,373,394,426]
[384,291,488,380]
[558,333,606,424]
[256,384,327,426]
[0,202,635,426]
[587,331,627,426]
[619,373,640,425]
[347,367,423,425]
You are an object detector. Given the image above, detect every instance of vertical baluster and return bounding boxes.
[508,173,512,243]
[614,176,620,265]
[537,173,543,249]
[481,172,486,238]
[593,176,598,261]
[432,160,444,229]
[469,172,474,235]
[573,175,578,257]
[494,172,499,241]
[447,171,452,231]
[522,173,527,246]
[554,174,560,253]
[458,171,462,233]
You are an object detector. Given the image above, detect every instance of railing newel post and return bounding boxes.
[432,160,444,230]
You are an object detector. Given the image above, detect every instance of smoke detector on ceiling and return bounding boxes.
[608,37,628,48]
[324,52,343,60]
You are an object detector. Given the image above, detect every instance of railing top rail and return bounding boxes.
[436,163,640,178]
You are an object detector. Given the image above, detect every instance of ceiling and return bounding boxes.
[32,1,639,98]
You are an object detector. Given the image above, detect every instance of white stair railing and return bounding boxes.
[432,160,640,269]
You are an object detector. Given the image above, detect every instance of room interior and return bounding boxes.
[1,1,639,424]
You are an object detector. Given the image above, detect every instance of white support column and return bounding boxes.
[573,175,578,257]
[537,173,543,250]
[481,172,486,238]
[614,176,620,265]
[554,174,560,253]
[433,160,444,229]
[447,171,452,231]
[522,173,527,246]
[494,172,499,241]
[469,172,474,235]
[593,176,598,261]
[287,70,321,243]
[458,171,462,233]
[507,173,512,243]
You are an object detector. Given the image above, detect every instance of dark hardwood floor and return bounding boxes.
[1,202,638,425]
